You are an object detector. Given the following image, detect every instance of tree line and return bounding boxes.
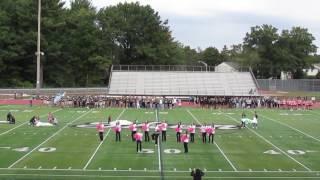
[0,0,319,87]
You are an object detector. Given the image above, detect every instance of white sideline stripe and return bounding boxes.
[0,167,319,173]
[0,109,62,136]
[8,110,92,168]
[187,110,238,172]
[82,108,126,170]
[0,174,320,179]
[223,113,312,172]
[155,109,162,172]
[259,113,320,143]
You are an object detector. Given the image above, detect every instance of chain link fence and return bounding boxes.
[257,79,320,92]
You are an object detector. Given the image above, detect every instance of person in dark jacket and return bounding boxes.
[7,112,15,124]
[191,168,204,180]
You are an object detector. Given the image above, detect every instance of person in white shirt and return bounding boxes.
[252,112,258,129]
[115,121,121,142]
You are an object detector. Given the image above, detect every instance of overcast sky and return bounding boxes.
[65,0,320,52]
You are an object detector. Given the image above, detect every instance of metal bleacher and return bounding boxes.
[108,65,259,96]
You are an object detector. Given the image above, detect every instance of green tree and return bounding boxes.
[276,27,317,78]
[200,47,221,66]
[243,24,279,78]
[97,2,178,65]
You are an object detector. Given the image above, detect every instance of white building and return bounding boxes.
[215,62,239,72]
[303,63,320,76]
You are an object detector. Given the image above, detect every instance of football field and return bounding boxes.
[0,105,320,179]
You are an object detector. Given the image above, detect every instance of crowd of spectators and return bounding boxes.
[40,95,314,109]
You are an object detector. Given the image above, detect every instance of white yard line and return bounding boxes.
[0,173,319,179]
[155,109,162,172]
[258,113,320,143]
[82,109,126,170]
[187,109,238,172]
[223,113,312,172]
[8,110,92,168]
[0,167,319,173]
[0,108,62,136]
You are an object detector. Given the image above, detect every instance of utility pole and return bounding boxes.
[36,0,41,94]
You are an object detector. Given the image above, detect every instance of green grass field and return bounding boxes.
[0,105,320,179]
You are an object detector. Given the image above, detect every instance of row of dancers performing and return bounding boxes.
[96,121,216,153]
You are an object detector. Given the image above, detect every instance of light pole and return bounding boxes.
[198,61,208,72]
[36,0,41,94]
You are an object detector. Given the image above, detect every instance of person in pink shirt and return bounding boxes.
[207,123,215,143]
[161,120,168,142]
[134,130,143,152]
[153,123,161,145]
[142,121,150,142]
[129,120,137,141]
[181,131,190,153]
[114,121,121,142]
[96,121,105,141]
[176,122,182,142]
[200,123,207,143]
[188,123,196,143]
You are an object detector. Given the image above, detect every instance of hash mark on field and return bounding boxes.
[187,109,238,172]
[249,169,252,172]
[68,167,72,170]
[224,113,312,172]
[82,109,125,170]
[260,113,320,143]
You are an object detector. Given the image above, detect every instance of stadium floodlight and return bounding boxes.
[198,61,208,72]
[36,0,41,95]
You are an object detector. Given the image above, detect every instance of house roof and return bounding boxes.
[219,62,240,69]
[313,63,320,69]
